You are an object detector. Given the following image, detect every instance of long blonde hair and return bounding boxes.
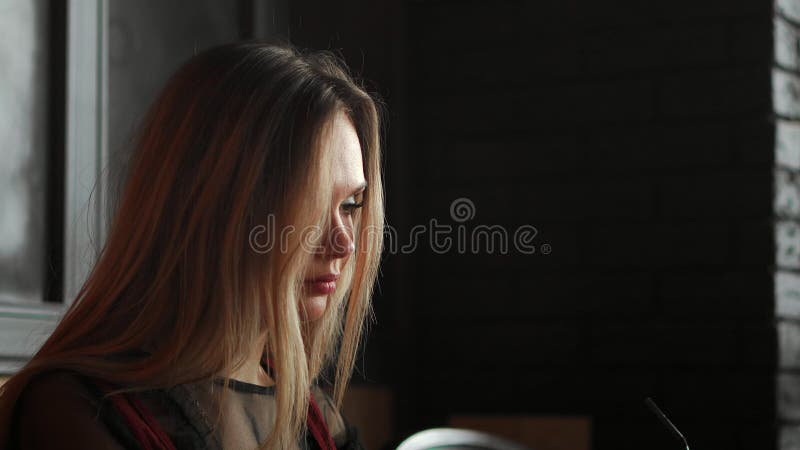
[0,41,385,449]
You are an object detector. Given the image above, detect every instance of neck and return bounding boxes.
[229,332,275,387]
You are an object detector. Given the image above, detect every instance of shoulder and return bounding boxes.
[310,385,347,442]
[18,370,96,404]
[13,370,129,449]
[310,385,366,450]
[15,370,102,424]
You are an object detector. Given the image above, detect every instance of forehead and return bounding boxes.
[323,112,366,192]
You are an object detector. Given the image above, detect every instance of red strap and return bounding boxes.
[307,392,338,450]
[94,380,177,450]
[264,356,337,450]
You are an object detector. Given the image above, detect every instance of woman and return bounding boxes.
[0,40,384,450]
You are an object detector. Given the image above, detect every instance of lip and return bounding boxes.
[305,273,339,283]
[304,276,338,295]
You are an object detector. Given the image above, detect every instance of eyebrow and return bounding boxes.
[336,181,368,199]
[349,181,368,195]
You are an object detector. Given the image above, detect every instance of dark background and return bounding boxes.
[276,1,778,449]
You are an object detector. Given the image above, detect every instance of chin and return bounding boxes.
[301,296,328,322]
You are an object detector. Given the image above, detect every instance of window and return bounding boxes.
[0,0,108,374]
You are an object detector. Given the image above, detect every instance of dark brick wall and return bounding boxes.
[284,0,777,448]
[403,1,775,449]
[774,1,800,448]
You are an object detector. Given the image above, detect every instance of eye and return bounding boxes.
[340,194,364,216]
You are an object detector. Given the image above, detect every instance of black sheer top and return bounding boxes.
[8,369,365,450]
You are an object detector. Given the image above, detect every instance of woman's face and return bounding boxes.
[300,112,366,321]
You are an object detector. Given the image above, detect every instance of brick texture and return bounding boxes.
[402,1,775,449]
[776,7,800,449]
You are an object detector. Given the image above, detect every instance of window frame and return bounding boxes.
[0,0,109,375]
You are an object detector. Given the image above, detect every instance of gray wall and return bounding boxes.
[107,0,242,212]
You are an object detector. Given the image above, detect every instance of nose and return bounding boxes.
[325,219,355,259]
